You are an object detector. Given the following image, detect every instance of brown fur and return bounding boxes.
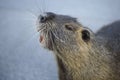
[55,27,119,80]
[37,12,120,80]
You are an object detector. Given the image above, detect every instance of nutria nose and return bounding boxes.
[39,12,55,23]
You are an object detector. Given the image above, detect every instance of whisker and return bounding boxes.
[34,0,43,14]
[24,9,38,18]
[40,0,46,13]
[41,22,66,44]
[51,30,66,43]
[44,28,48,47]
[41,0,48,12]
[38,25,47,32]
[40,0,44,13]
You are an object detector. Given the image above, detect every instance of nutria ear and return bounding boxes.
[81,29,90,42]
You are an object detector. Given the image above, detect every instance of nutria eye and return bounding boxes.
[82,30,90,42]
[65,25,73,31]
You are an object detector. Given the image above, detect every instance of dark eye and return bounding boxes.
[40,16,47,23]
[82,30,90,42]
[65,25,73,31]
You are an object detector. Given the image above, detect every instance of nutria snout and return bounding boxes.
[39,12,55,23]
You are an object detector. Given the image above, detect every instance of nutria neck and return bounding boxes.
[55,41,115,80]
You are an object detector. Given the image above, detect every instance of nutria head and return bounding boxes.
[37,12,94,57]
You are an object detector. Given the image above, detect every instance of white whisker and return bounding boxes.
[52,31,66,43]
[35,0,43,14]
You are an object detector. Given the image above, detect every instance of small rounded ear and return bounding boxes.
[81,29,90,42]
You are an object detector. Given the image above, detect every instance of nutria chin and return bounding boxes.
[37,12,120,80]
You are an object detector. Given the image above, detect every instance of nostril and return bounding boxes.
[40,16,47,23]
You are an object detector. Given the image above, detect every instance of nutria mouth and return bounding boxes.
[38,26,55,50]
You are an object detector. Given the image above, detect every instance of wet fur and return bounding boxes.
[38,13,120,80]
[55,21,120,80]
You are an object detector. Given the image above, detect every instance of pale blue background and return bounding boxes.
[0,0,120,80]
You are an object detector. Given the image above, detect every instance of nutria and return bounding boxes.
[37,12,120,80]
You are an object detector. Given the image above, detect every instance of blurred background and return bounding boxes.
[0,0,120,80]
